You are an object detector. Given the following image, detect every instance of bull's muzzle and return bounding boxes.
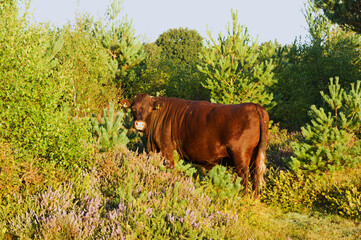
[134,120,146,131]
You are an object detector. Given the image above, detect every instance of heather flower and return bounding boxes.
[145,208,153,216]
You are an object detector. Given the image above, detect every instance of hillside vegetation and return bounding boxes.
[1,0,361,239]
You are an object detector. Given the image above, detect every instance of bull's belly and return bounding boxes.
[180,141,229,166]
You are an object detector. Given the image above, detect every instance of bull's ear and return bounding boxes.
[120,99,131,108]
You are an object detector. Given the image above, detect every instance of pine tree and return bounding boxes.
[93,0,145,91]
[197,10,276,107]
[314,0,361,33]
[290,78,361,173]
[90,103,129,152]
[270,0,361,130]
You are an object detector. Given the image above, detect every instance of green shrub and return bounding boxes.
[262,169,322,211]
[90,103,129,152]
[0,4,93,167]
[55,16,120,115]
[263,164,361,221]
[2,148,361,239]
[199,165,244,208]
[271,1,361,130]
[174,153,198,179]
[151,27,208,100]
[324,184,361,220]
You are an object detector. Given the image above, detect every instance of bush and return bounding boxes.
[324,184,361,220]
[55,16,120,115]
[271,2,361,129]
[200,165,243,206]
[2,149,361,239]
[0,3,93,167]
[262,169,322,211]
[1,150,250,239]
[263,165,361,221]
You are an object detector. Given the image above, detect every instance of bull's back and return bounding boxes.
[178,102,262,165]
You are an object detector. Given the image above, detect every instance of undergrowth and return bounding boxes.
[264,125,361,221]
[1,147,360,239]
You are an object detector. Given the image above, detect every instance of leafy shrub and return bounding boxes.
[0,4,93,167]
[1,151,248,239]
[262,169,322,211]
[55,16,120,115]
[122,108,146,153]
[263,164,361,222]
[271,1,361,130]
[2,149,361,239]
[173,153,198,179]
[323,184,361,220]
[134,43,208,101]
[150,27,208,100]
[90,103,129,152]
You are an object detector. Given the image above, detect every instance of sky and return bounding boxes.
[27,0,309,45]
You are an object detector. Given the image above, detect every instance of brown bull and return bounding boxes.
[121,93,269,197]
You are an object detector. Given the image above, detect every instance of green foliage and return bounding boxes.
[90,103,129,152]
[305,0,333,43]
[55,16,120,115]
[0,3,93,166]
[120,109,146,153]
[138,29,208,100]
[342,81,361,136]
[262,169,321,211]
[200,165,243,205]
[262,164,361,222]
[173,152,198,179]
[324,183,361,220]
[163,60,208,100]
[155,27,203,65]
[197,10,276,106]
[314,0,361,33]
[3,149,361,239]
[3,1,361,239]
[290,78,361,173]
[271,1,361,129]
[93,0,146,98]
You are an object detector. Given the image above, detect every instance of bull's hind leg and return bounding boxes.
[227,147,252,196]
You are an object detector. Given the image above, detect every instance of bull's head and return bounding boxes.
[120,93,159,131]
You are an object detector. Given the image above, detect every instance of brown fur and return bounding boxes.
[121,94,269,197]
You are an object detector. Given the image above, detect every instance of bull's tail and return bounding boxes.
[253,106,269,198]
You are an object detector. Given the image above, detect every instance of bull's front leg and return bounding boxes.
[161,149,175,169]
